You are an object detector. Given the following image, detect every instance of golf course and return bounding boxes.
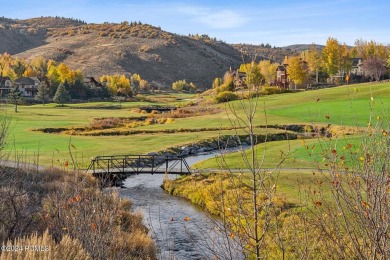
[4,81,388,170]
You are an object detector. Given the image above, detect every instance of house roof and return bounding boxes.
[84,77,102,87]
[13,77,37,85]
[0,76,11,81]
[277,65,286,71]
[0,77,11,87]
[351,58,363,67]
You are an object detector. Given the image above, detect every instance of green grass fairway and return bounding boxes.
[192,82,390,169]
[2,82,389,168]
[192,135,363,170]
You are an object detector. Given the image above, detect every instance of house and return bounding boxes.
[276,65,289,89]
[350,58,364,75]
[13,77,40,97]
[223,68,247,89]
[232,70,246,88]
[84,77,103,88]
[0,76,12,96]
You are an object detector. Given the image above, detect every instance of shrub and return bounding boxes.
[261,86,291,95]
[216,81,234,93]
[139,45,150,53]
[90,118,122,129]
[214,91,239,103]
[165,118,175,124]
[41,187,156,259]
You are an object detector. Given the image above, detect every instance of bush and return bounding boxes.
[214,91,239,103]
[0,164,156,259]
[139,45,150,52]
[261,86,291,95]
[216,81,234,93]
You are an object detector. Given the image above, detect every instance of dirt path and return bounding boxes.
[0,159,47,171]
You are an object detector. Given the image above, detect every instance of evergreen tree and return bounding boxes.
[13,59,26,78]
[53,83,71,106]
[7,87,23,112]
[66,78,87,99]
[35,81,51,105]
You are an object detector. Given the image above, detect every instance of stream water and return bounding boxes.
[119,151,244,260]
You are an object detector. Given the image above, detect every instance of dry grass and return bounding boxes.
[0,230,91,260]
[0,165,156,259]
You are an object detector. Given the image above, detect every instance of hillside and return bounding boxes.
[232,43,323,63]
[0,17,243,88]
[0,16,305,88]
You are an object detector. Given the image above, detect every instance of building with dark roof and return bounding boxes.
[351,58,364,75]
[13,77,40,97]
[276,65,289,89]
[0,76,12,96]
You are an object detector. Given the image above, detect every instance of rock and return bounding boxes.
[196,148,206,153]
[179,150,190,156]
[209,142,218,149]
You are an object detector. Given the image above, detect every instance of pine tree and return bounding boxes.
[35,81,51,105]
[7,87,23,112]
[53,83,71,106]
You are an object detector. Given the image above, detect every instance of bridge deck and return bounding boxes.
[86,154,192,176]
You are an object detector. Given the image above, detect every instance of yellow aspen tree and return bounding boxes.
[305,44,322,84]
[322,37,341,81]
[57,63,71,83]
[288,56,307,89]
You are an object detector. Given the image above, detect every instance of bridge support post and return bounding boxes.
[180,158,183,173]
[152,156,154,174]
[137,155,140,175]
[165,157,168,174]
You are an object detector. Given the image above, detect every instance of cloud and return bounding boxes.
[176,5,248,29]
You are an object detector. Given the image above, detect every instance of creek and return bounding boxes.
[119,151,244,260]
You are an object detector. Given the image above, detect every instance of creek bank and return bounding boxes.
[108,132,298,186]
[149,132,298,158]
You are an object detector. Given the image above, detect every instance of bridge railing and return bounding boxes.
[86,154,192,176]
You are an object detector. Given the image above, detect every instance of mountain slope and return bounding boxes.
[1,17,242,88]
[0,17,309,89]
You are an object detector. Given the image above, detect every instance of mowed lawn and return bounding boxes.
[192,82,390,169]
[2,99,280,167]
[3,82,389,168]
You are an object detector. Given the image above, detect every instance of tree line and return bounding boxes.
[0,54,152,107]
[213,37,390,91]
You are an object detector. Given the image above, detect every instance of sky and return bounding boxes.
[1,0,389,47]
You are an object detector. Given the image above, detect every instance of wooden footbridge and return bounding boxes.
[86,154,192,177]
